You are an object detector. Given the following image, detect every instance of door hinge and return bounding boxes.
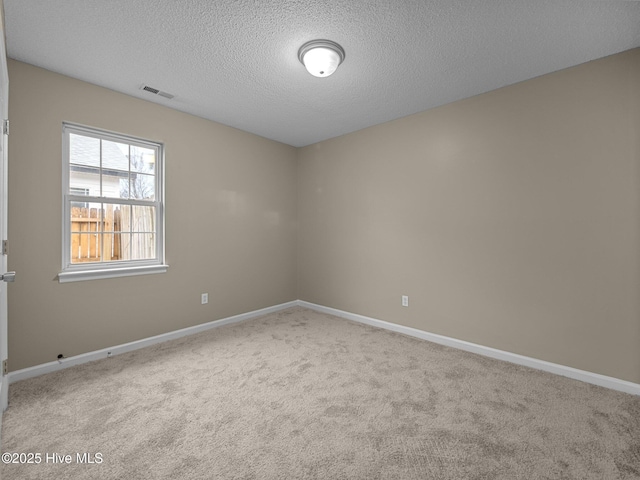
[2,119,8,136]
[2,240,7,255]
[2,360,7,376]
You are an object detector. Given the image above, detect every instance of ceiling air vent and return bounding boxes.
[140,85,174,99]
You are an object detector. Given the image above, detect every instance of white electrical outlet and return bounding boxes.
[201,293,209,305]
[402,295,409,307]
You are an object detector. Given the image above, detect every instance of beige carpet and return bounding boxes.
[1,306,639,479]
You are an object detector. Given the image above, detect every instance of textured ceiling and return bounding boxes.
[4,1,640,147]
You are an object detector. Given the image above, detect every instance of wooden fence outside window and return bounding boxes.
[71,206,122,263]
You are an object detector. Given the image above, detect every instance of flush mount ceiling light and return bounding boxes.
[298,39,345,78]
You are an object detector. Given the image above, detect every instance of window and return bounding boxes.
[59,123,167,282]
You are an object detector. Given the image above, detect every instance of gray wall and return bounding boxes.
[298,48,640,383]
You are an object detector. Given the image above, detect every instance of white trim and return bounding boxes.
[8,300,297,384]
[58,264,169,283]
[9,299,640,396]
[297,300,640,396]
[0,7,9,414]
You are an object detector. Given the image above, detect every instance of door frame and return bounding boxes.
[0,3,10,414]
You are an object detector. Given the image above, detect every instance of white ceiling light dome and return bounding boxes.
[298,39,345,78]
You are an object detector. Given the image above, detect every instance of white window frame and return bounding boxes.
[59,123,167,282]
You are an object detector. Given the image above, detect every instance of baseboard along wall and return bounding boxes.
[8,301,298,384]
[297,301,640,396]
[8,300,640,396]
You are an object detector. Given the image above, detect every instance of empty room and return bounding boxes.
[1,1,639,479]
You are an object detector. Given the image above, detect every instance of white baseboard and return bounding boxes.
[298,300,640,396]
[8,300,298,384]
[9,299,640,397]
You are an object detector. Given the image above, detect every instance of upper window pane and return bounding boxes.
[69,134,99,168]
[131,146,156,174]
[102,139,130,172]
[68,135,157,200]
[70,166,101,196]
[125,173,155,200]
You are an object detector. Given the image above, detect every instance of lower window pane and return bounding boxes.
[102,234,121,262]
[70,202,102,233]
[70,233,102,263]
[119,233,156,261]
[103,204,131,234]
[68,203,156,264]
[132,205,155,233]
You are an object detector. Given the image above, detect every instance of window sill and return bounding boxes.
[58,264,169,283]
